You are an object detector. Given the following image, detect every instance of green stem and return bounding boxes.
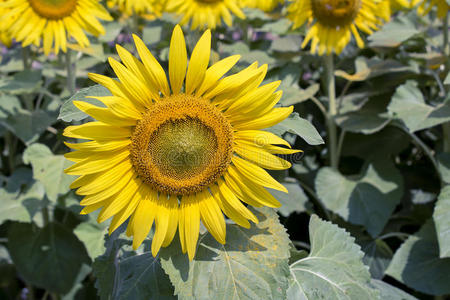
[443,11,449,56]
[336,130,346,166]
[298,180,331,221]
[42,206,50,226]
[65,49,76,95]
[442,12,450,152]
[4,132,16,174]
[392,123,443,186]
[324,55,338,170]
[22,46,31,70]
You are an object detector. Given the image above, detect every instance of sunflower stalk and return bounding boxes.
[443,11,450,152]
[65,49,76,95]
[324,54,338,170]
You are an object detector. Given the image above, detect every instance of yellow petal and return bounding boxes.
[232,156,288,193]
[234,130,291,148]
[196,55,240,96]
[198,190,226,244]
[186,30,211,95]
[132,186,158,250]
[73,101,136,126]
[162,194,179,247]
[180,194,200,261]
[169,25,187,94]
[232,107,293,130]
[64,122,131,140]
[64,149,129,175]
[234,143,292,170]
[64,140,131,152]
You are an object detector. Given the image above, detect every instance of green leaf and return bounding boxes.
[370,280,418,300]
[0,70,42,94]
[433,186,450,258]
[386,220,450,295]
[281,84,320,106]
[270,35,302,52]
[74,222,107,260]
[0,109,55,144]
[8,222,90,294]
[160,207,291,300]
[270,178,308,217]
[368,14,420,48]
[115,253,176,300]
[387,81,450,132]
[315,160,403,237]
[58,85,110,122]
[287,215,379,300]
[360,239,393,279]
[23,143,74,202]
[269,112,324,145]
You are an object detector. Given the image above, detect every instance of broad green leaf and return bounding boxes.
[61,264,92,300]
[0,70,42,94]
[8,222,90,294]
[386,220,450,296]
[0,109,55,144]
[387,81,450,132]
[74,222,107,260]
[142,22,164,45]
[270,178,308,217]
[58,85,109,122]
[269,112,324,145]
[370,280,418,300]
[315,160,403,237]
[287,215,379,300]
[433,186,450,258]
[23,143,74,202]
[115,253,176,300]
[160,207,291,300]
[360,239,393,279]
[270,35,302,52]
[368,15,420,47]
[281,84,320,106]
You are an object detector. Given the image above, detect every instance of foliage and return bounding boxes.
[0,2,449,300]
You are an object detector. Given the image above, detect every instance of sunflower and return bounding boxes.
[379,0,411,21]
[0,0,112,55]
[411,0,449,18]
[166,0,245,29]
[241,0,284,12]
[64,25,298,260]
[107,0,166,16]
[0,1,12,47]
[287,0,389,55]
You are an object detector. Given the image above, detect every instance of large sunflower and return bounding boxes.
[107,0,166,16]
[412,0,449,18]
[166,0,245,29]
[0,0,112,55]
[241,0,284,12]
[287,0,389,55]
[64,25,298,260]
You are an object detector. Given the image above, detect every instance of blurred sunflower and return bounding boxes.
[0,0,112,55]
[166,0,245,29]
[0,1,12,47]
[287,0,389,55]
[64,25,298,260]
[107,0,165,16]
[241,0,284,12]
[412,0,449,18]
[379,0,411,21]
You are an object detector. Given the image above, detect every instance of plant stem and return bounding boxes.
[310,96,327,117]
[324,54,338,170]
[443,11,449,56]
[442,12,450,152]
[336,130,346,166]
[392,123,443,186]
[4,131,16,174]
[42,206,50,226]
[65,49,76,95]
[22,46,31,70]
[298,180,331,221]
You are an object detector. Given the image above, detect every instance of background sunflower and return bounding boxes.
[166,0,245,29]
[1,0,112,55]
[287,0,389,55]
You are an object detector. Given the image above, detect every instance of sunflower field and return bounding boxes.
[0,0,449,299]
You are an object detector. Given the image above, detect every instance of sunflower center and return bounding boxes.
[311,0,361,27]
[130,94,233,196]
[28,0,77,19]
